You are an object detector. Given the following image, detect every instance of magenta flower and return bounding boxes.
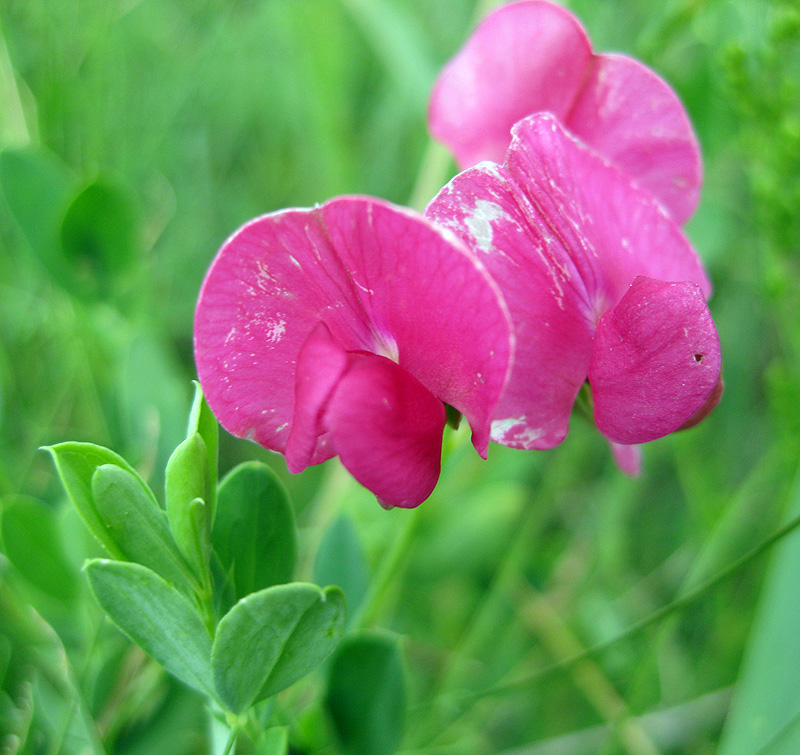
[194,196,513,508]
[428,0,702,224]
[426,113,721,471]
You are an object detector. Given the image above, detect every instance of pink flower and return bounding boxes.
[194,196,513,508]
[426,113,721,470]
[428,0,702,224]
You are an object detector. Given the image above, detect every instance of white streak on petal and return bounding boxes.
[465,199,505,252]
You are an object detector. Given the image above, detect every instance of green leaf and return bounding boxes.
[325,632,406,755]
[91,464,193,590]
[165,434,210,578]
[85,559,215,700]
[313,513,369,622]
[44,442,141,558]
[213,462,296,605]
[259,727,289,755]
[188,381,219,520]
[212,583,346,714]
[0,496,77,601]
[60,179,139,295]
[718,471,800,755]
[0,147,73,262]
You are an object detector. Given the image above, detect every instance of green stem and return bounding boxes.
[434,481,548,692]
[220,724,238,755]
[351,505,424,631]
[465,506,800,702]
[351,427,469,631]
[408,139,452,211]
[414,506,800,748]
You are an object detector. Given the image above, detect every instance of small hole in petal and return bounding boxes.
[694,353,704,363]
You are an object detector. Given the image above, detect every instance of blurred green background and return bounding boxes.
[1,0,799,753]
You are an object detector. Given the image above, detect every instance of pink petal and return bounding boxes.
[429,0,591,168]
[429,3,701,222]
[609,441,642,477]
[194,207,370,458]
[319,197,512,457]
[427,113,710,450]
[426,161,592,449]
[194,196,512,462]
[323,353,446,509]
[677,376,723,431]
[566,54,702,223]
[589,276,721,445]
[506,114,711,308]
[285,322,347,474]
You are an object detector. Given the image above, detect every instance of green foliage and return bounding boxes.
[0,146,73,264]
[43,391,345,751]
[325,631,406,755]
[718,470,800,754]
[0,496,78,601]
[314,512,369,622]
[212,583,346,713]
[165,433,211,579]
[214,461,297,606]
[43,442,143,559]
[85,559,215,699]
[60,179,139,297]
[188,380,219,518]
[92,463,194,590]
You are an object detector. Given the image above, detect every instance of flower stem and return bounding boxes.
[220,725,238,755]
[416,505,800,747]
[470,506,800,700]
[408,140,452,211]
[351,426,469,631]
[518,584,662,755]
[351,505,424,631]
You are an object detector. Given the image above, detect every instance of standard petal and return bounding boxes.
[566,54,702,223]
[319,197,513,457]
[194,206,372,458]
[323,353,447,509]
[285,323,348,474]
[507,114,711,311]
[426,162,593,449]
[195,197,512,461]
[428,0,592,168]
[589,277,721,445]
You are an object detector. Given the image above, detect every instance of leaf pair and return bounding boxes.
[86,560,345,713]
[45,443,197,592]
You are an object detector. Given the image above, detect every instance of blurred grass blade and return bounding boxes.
[718,467,800,754]
[337,0,436,112]
[0,19,33,146]
[85,559,215,700]
[211,583,346,713]
[325,631,406,755]
[118,335,191,486]
[260,727,289,755]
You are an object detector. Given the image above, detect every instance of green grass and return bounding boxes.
[1,0,799,753]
